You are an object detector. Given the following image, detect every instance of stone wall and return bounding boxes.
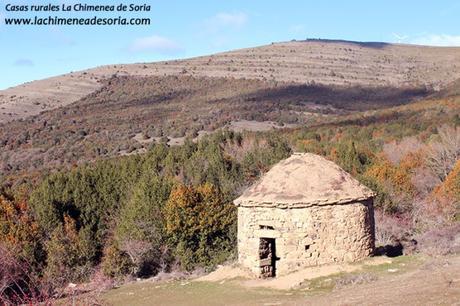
[237,200,375,276]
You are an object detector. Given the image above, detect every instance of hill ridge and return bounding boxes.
[2,40,460,123]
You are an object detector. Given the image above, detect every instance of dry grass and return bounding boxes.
[333,272,378,290]
[100,254,460,306]
[0,75,430,175]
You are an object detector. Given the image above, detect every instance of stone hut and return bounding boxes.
[234,153,375,278]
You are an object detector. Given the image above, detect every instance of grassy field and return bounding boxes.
[103,279,299,306]
[101,255,426,306]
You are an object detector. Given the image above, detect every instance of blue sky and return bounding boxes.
[1,0,460,89]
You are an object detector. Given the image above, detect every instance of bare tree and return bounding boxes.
[411,166,441,195]
[374,210,412,246]
[0,244,51,305]
[0,245,22,302]
[426,125,460,181]
[383,136,424,165]
[120,239,152,275]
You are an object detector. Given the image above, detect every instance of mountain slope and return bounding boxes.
[0,73,458,176]
[2,40,460,123]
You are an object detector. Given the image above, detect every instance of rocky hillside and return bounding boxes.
[2,39,460,123]
[0,74,432,174]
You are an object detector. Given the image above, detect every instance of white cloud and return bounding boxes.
[204,12,248,32]
[127,35,184,54]
[410,34,460,46]
[14,59,34,67]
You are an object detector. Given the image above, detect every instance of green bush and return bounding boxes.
[44,215,97,286]
[164,183,236,271]
[101,242,133,278]
[115,172,172,276]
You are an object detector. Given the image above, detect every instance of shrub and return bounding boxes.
[436,160,460,202]
[0,194,42,267]
[101,242,133,278]
[44,215,97,287]
[164,183,236,271]
[115,173,172,276]
[429,160,460,222]
[333,141,371,175]
[363,152,422,213]
[426,125,460,181]
[416,223,460,256]
[0,244,50,304]
[374,210,412,247]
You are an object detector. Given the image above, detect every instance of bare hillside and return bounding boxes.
[2,40,460,123]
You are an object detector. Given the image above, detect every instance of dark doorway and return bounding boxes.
[259,238,276,278]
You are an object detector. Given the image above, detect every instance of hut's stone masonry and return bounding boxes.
[234,153,375,277]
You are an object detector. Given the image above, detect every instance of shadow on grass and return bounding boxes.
[374,238,418,257]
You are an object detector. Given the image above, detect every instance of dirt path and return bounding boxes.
[198,257,393,290]
[296,256,460,305]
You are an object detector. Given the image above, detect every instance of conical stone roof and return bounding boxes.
[234,153,375,208]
